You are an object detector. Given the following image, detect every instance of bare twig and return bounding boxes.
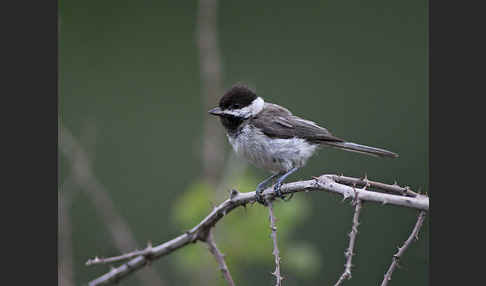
[330,175,419,197]
[58,122,98,286]
[381,211,427,286]
[205,230,236,286]
[86,175,428,285]
[59,122,165,286]
[334,199,363,286]
[86,243,154,266]
[313,176,429,211]
[197,0,225,185]
[268,201,283,286]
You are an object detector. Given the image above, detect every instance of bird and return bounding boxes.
[208,84,398,205]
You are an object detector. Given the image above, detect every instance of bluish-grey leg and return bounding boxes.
[273,167,299,200]
[255,173,280,205]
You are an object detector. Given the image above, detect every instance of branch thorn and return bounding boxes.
[229,189,239,200]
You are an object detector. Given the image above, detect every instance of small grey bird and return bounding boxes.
[209,84,398,205]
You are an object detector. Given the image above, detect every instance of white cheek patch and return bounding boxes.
[224,97,265,118]
[247,97,265,115]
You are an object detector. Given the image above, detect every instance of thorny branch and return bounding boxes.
[268,201,283,286]
[381,211,427,286]
[86,245,154,266]
[205,229,236,286]
[334,199,363,286]
[86,175,428,285]
[330,175,420,197]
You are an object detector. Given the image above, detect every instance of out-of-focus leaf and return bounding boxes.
[171,171,320,282]
[285,243,322,276]
[171,180,215,229]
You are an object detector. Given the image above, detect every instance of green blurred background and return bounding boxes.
[58,0,428,285]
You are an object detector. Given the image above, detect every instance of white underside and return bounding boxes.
[228,124,317,174]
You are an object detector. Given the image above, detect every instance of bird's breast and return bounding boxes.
[227,124,318,173]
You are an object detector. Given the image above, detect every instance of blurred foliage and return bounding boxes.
[171,172,321,284]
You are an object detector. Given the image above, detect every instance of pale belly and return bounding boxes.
[227,125,318,174]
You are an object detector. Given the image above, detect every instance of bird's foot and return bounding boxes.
[274,183,294,202]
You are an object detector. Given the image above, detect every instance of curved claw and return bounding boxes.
[273,183,293,202]
[274,183,283,197]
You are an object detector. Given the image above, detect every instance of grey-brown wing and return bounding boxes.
[252,104,344,143]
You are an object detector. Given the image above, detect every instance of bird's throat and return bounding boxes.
[220,115,245,136]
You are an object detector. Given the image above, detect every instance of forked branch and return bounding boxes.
[87,176,428,285]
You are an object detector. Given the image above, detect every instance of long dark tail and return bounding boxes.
[323,141,399,158]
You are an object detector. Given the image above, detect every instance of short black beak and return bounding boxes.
[208,107,223,116]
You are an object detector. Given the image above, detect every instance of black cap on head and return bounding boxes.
[219,84,257,110]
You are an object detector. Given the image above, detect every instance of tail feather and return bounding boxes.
[323,141,399,158]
